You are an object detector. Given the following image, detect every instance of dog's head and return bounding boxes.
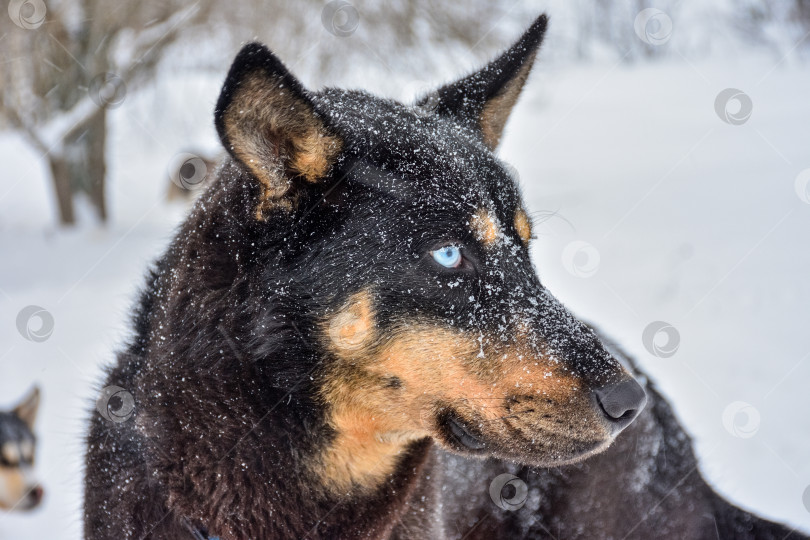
[213,14,645,490]
[0,387,43,511]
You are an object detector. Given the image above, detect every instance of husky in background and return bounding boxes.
[0,387,43,512]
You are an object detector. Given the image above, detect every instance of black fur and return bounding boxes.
[83,14,807,540]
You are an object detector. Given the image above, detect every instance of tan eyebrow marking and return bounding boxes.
[1,443,20,465]
[514,208,532,244]
[471,208,500,247]
[20,440,34,463]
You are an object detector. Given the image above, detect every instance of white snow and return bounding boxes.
[1,57,809,538]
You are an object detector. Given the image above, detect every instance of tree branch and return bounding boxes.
[118,2,210,83]
[4,104,49,155]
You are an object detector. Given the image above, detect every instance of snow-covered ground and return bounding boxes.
[1,56,808,538]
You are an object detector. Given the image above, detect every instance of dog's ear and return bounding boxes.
[419,15,548,151]
[215,43,343,217]
[13,386,40,429]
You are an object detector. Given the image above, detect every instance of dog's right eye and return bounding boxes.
[431,245,463,269]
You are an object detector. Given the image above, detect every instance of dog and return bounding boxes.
[83,14,806,539]
[0,387,43,512]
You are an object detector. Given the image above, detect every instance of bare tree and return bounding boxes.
[1,0,539,225]
[1,0,213,225]
[730,0,810,53]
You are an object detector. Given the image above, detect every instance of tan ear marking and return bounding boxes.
[222,72,342,216]
[291,132,342,182]
[479,54,536,150]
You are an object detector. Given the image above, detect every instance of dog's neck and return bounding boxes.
[167,382,437,538]
[261,434,436,538]
[306,438,436,537]
[312,402,433,495]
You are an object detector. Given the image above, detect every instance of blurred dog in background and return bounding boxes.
[0,387,43,512]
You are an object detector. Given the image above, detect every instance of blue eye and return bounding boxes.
[431,245,462,268]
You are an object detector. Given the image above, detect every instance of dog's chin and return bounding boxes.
[519,438,615,468]
[434,412,615,466]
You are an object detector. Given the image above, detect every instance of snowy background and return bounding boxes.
[1,1,810,538]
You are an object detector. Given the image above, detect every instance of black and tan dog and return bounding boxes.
[0,387,43,512]
[84,15,806,539]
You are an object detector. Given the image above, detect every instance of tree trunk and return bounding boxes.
[47,154,76,226]
[47,107,108,226]
[71,108,108,222]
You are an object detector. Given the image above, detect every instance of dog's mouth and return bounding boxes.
[434,406,616,465]
[439,412,487,452]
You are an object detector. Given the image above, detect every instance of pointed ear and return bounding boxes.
[419,15,548,151]
[215,43,343,217]
[13,386,40,430]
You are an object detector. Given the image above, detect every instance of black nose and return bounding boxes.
[29,485,44,506]
[594,378,647,433]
